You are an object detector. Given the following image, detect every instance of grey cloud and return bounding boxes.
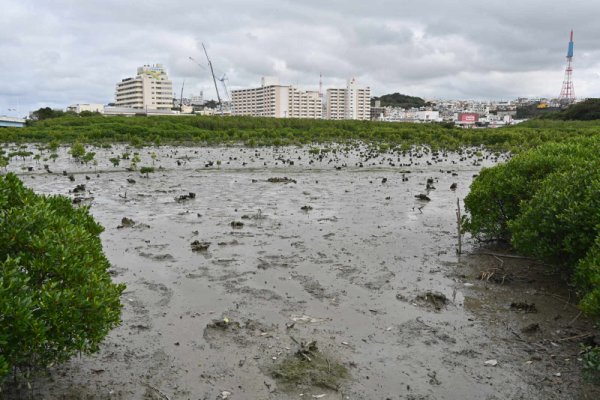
[1,0,599,115]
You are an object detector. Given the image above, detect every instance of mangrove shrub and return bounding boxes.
[463,137,600,317]
[0,173,125,380]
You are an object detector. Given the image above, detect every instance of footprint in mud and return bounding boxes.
[203,317,277,349]
[290,241,307,250]
[293,274,341,303]
[334,264,361,280]
[185,266,210,280]
[360,268,396,292]
[138,251,176,262]
[222,282,283,302]
[310,251,335,265]
[123,294,152,333]
[256,254,298,270]
[392,318,457,347]
[139,279,174,307]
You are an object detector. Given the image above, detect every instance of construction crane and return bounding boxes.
[188,56,205,71]
[218,74,230,102]
[179,80,185,109]
[202,43,222,107]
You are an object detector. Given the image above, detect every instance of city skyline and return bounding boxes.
[2,0,600,115]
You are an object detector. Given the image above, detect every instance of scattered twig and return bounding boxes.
[471,252,536,260]
[563,292,571,310]
[537,291,580,309]
[556,332,593,342]
[456,198,462,255]
[568,311,582,325]
[510,329,525,342]
[146,384,171,400]
[492,255,504,267]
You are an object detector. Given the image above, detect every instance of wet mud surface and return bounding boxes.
[2,144,599,399]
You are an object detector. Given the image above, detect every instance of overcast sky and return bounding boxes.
[1,0,599,115]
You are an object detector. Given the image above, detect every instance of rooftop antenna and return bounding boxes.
[319,73,323,98]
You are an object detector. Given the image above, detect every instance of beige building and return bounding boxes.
[67,103,105,114]
[231,77,322,118]
[326,78,371,120]
[115,64,173,110]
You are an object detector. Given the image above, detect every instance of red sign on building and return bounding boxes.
[458,113,479,123]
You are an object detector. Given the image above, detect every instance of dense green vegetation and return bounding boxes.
[2,114,600,152]
[463,137,600,318]
[541,98,600,121]
[515,103,561,119]
[28,107,101,122]
[371,93,427,108]
[0,174,125,381]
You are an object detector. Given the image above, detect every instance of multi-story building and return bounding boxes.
[370,100,387,120]
[231,77,322,119]
[189,91,204,106]
[115,64,173,110]
[326,78,371,120]
[67,103,105,114]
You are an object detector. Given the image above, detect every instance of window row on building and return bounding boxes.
[231,77,370,120]
[114,64,174,111]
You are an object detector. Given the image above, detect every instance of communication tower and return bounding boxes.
[559,30,575,102]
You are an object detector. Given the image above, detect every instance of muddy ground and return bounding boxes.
[2,144,599,399]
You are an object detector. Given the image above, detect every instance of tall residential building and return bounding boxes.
[231,77,322,119]
[189,91,204,106]
[326,78,371,120]
[115,64,173,110]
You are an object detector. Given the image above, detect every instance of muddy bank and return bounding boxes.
[2,144,598,399]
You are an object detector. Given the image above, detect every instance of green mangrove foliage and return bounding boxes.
[139,166,155,178]
[0,174,125,381]
[69,141,85,159]
[463,137,600,317]
[541,98,600,121]
[1,115,600,151]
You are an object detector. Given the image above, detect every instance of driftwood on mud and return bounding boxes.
[145,384,171,400]
[456,198,462,255]
[470,252,536,260]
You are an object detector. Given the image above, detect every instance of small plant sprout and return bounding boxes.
[140,166,155,178]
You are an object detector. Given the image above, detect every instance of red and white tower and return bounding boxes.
[559,30,575,101]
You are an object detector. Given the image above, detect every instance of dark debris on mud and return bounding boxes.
[414,291,449,311]
[270,338,349,392]
[267,177,297,184]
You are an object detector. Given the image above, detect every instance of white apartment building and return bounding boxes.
[115,64,173,110]
[231,77,322,119]
[67,103,105,114]
[189,91,204,106]
[326,78,371,120]
[382,109,442,123]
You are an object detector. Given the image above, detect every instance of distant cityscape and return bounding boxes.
[0,29,581,129]
[52,62,577,130]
